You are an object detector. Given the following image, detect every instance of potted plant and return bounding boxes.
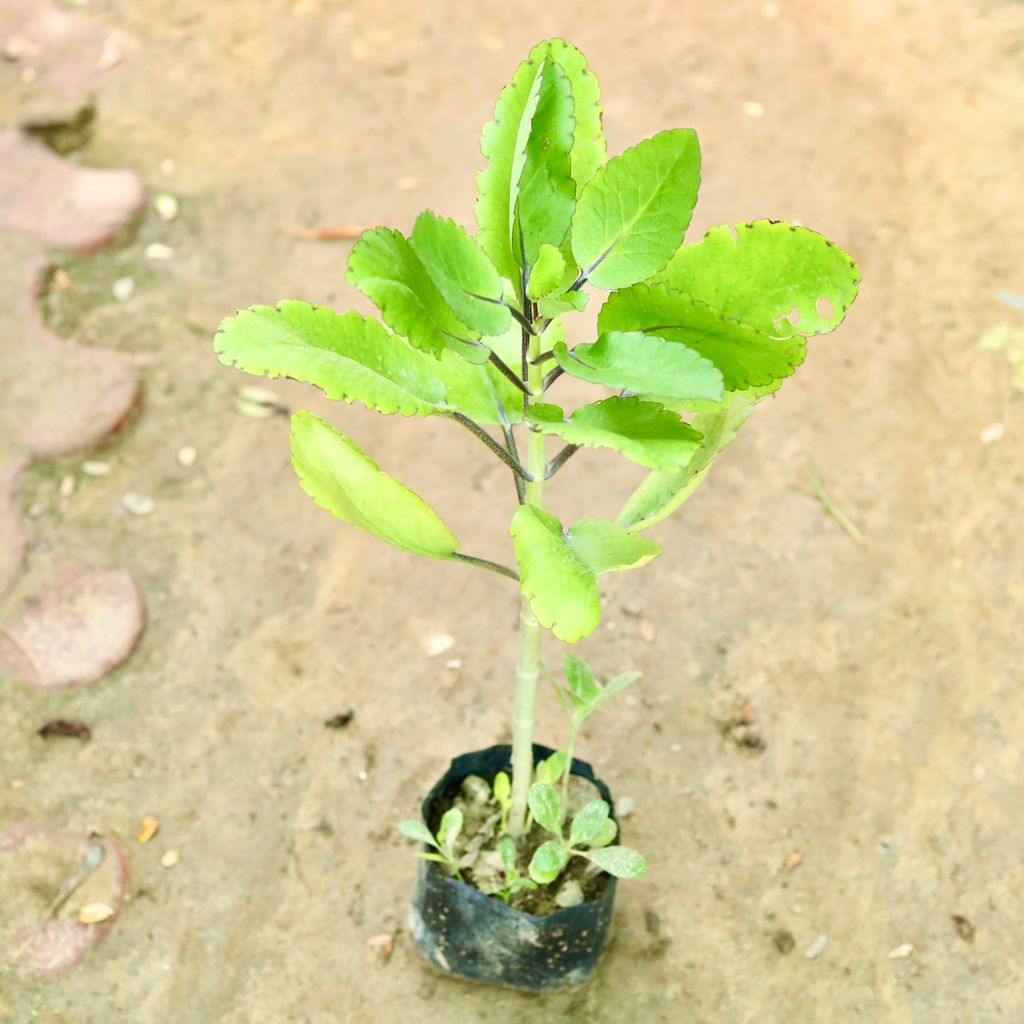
[214,37,859,992]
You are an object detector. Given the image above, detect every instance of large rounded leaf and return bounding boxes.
[215,302,445,416]
[290,411,458,558]
[571,129,700,290]
[652,220,860,337]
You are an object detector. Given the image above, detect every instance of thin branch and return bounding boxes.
[542,365,565,391]
[529,350,557,367]
[465,291,536,335]
[488,350,533,396]
[502,424,526,504]
[449,552,520,582]
[545,443,580,479]
[440,411,535,480]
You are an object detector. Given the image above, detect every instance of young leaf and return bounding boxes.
[215,303,446,417]
[512,57,576,268]
[651,220,860,338]
[589,817,618,849]
[527,397,704,470]
[582,846,648,879]
[602,670,642,701]
[616,390,759,531]
[290,412,459,558]
[437,808,463,850]
[510,877,539,893]
[346,227,488,364]
[409,212,511,337]
[398,820,438,848]
[537,291,588,318]
[528,783,565,836]
[510,505,601,643]
[499,835,517,872]
[528,839,571,884]
[569,799,610,846]
[571,129,700,290]
[415,851,446,863]
[477,39,605,283]
[492,771,511,804]
[526,243,566,300]
[597,284,806,391]
[564,653,601,706]
[566,519,660,574]
[535,751,569,785]
[552,331,724,404]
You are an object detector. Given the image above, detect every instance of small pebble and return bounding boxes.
[154,193,179,221]
[423,633,455,657]
[616,796,635,818]
[177,445,197,467]
[669,742,683,753]
[144,242,174,260]
[888,942,914,959]
[621,601,643,618]
[112,276,135,302]
[357,770,368,782]
[58,474,75,498]
[743,101,766,118]
[980,422,1004,444]
[444,658,462,670]
[122,492,155,516]
[639,620,657,643]
[159,158,176,176]
[366,933,395,961]
[554,879,584,908]
[804,933,827,959]
[98,37,122,70]
[772,928,795,954]
[137,816,160,844]
[78,901,115,924]
[234,385,287,418]
[51,268,72,292]
[160,849,179,868]
[82,460,111,477]
[784,850,803,871]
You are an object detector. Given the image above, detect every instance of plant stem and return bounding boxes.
[508,319,547,837]
[441,411,533,480]
[560,718,580,821]
[448,552,519,582]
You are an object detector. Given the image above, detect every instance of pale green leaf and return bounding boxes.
[215,302,445,417]
[409,211,511,336]
[564,653,600,706]
[416,851,446,863]
[617,390,760,531]
[535,751,569,786]
[538,291,588,318]
[513,57,576,268]
[528,783,564,836]
[582,845,648,879]
[566,518,660,574]
[493,771,511,804]
[499,835,517,871]
[590,817,618,848]
[548,38,606,198]
[437,808,463,849]
[598,284,806,390]
[652,220,860,338]
[346,227,487,364]
[527,243,566,300]
[553,331,724,403]
[291,411,458,558]
[571,129,700,290]
[528,397,703,470]
[602,670,642,700]
[398,820,438,848]
[528,839,570,884]
[570,799,610,846]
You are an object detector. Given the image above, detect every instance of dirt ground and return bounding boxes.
[2,0,1024,1020]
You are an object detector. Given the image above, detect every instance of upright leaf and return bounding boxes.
[528,783,565,836]
[566,519,660,574]
[437,808,463,850]
[527,397,704,470]
[553,331,724,404]
[398,820,438,848]
[291,412,459,558]
[215,302,445,417]
[346,227,487,364]
[598,284,806,390]
[526,243,566,300]
[409,212,511,337]
[564,653,600,706]
[571,129,700,290]
[652,220,860,337]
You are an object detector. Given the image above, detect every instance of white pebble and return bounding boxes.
[616,796,635,818]
[423,633,455,658]
[82,460,111,477]
[888,942,914,959]
[145,242,175,260]
[154,193,179,221]
[177,445,197,467]
[122,492,155,516]
[743,101,766,119]
[160,849,179,868]
[112,276,135,302]
[804,933,827,959]
[58,474,75,498]
[980,422,1004,444]
[444,658,462,670]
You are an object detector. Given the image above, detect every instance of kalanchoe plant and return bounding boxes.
[215,37,859,901]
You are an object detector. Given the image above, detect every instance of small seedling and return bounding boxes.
[488,836,539,904]
[492,771,512,832]
[399,809,465,882]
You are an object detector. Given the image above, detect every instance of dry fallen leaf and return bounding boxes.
[78,901,115,924]
[137,816,160,844]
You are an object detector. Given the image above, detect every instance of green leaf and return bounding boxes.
[590,818,618,848]
[617,391,760,531]
[492,771,511,805]
[499,835,517,871]
[346,227,487,364]
[437,808,463,849]
[582,845,648,879]
[477,39,605,283]
[571,129,700,290]
[569,799,610,845]
[409,211,511,337]
[527,243,566,300]
[602,670,642,701]
[510,505,600,643]
[535,751,569,786]
[652,220,860,338]
[290,412,459,558]
[597,284,806,390]
[553,332,724,404]
[528,783,564,836]
[564,653,600,706]
[566,519,660,574]
[528,839,571,884]
[511,506,659,642]
[415,851,446,863]
[537,291,588,318]
[398,820,438,848]
[512,57,576,269]
[510,877,538,893]
[527,397,703,470]
[215,302,446,417]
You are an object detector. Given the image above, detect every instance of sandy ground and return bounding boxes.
[2,0,1024,1020]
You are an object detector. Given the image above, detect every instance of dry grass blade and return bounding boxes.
[808,465,863,544]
